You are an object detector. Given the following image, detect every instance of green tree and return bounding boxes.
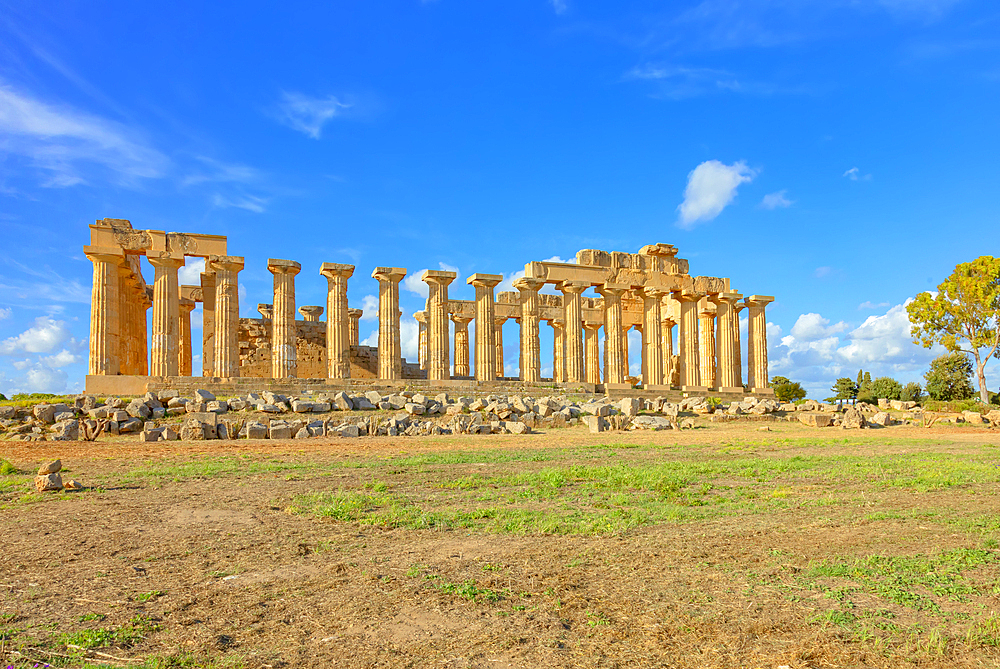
[771,376,807,402]
[907,255,1000,404]
[856,371,875,404]
[900,382,922,403]
[870,376,903,400]
[923,352,975,401]
[831,377,858,400]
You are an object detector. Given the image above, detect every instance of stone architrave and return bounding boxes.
[494,316,507,378]
[583,322,601,384]
[148,254,184,377]
[746,295,775,394]
[698,301,717,390]
[676,290,706,391]
[597,283,628,385]
[372,267,407,380]
[559,281,588,383]
[200,272,216,377]
[348,308,363,347]
[414,311,428,370]
[514,277,543,382]
[422,270,457,381]
[178,298,195,376]
[299,306,324,322]
[710,291,743,393]
[467,273,502,382]
[451,314,473,377]
[268,259,302,379]
[551,320,565,383]
[641,287,667,387]
[210,256,244,378]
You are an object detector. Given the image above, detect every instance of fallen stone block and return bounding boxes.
[798,412,833,428]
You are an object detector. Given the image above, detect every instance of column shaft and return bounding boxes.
[552,320,565,383]
[733,303,745,387]
[200,272,216,377]
[451,316,472,376]
[467,274,502,382]
[149,256,183,377]
[86,252,122,376]
[320,263,354,379]
[178,301,194,376]
[598,285,627,384]
[746,296,775,393]
[559,281,587,383]
[514,278,543,382]
[268,259,301,379]
[372,267,406,380]
[211,256,244,378]
[423,271,456,381]
[699,306,717,389]
[642,288,666,386]
[348,308,362,347]
[677,291,706,390]
[494,317,506,378]
[584,324,601,384]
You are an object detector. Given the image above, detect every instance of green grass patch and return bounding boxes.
[60,614,160,649]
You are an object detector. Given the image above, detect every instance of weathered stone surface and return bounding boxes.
[228,398,247,412]
[167,397,188,409]
[33,404,57,424]
[338,424,360,438]
[333,391,354,411]
[842,407,867,429]
[206,400,228,414]
[798,412,833,428]
[584,415,605,433]
[64,479,84,490]
[246,421,268,439]
[119,417,143,434]
[38,459,62,475]
[869,411,893,427]
[405,402,426,415]
[157,389,179,401]
[51,419,80,441]
[507,421,528,434]
[35,473,63,492]
[269,422,293,440]
[632,415,672,430]
[963,410,985,425]
[195,389,216,402]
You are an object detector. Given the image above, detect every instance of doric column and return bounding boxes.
[710,292,743,392]
[210,256,244,378]
[415,310,428,370]
[642,287,667,386]
[699,302,717,390]
[733,301,746,388]
[422,270,457,381]
[200,272,216,377]
[85,249,124,376]
[178,298,195,376]
[451,314,473,377]
[597,283,628,385]
[746,295,775,394]
[583,323,601,384]
[676,290,706,391]
[551,320,565,383]
[148,255,184,377]
[117,268,134,375]
[559,281,588,383]
[348,308,363,347]
[139,286,151,376]
[257,304,273,319]
[623,324,632,379]
[371,267,407,380]
[661,303,676,387]
[299,306,324,322]
[494,316,507,378]
[268,259,301,379]
[467,273,502,382]
[514,277,543,382]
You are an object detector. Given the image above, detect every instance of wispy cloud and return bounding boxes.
[181,156,260,187]
[760,189,793,209]
[276,91,350,139]
[211,193,268,213]
[814,266,833,278]
[551,0,568,14]
[677,160,756,228]
[843,167,873,181]
[858,300,891,310]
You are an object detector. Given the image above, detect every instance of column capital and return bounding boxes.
[513,277,545,292]
[583,321,602,332]
[319,262,355,279]
[661,315,677,326]
[267,258,302,276]
[551,319,565,329]
[414,310,428,323]
[257,303,273,319]
[299,305,324,320]
[699,304,717,319]
[209,255,245,273]
[148,254,185,270]
[422,269,457,286]
[83,245,126,265]
[372,266,407,282]
[643,286,668,299]
[450,314,474,325]
[597,282,629,298]
[179,298,196,314]
[494,316,508,326]
[348,308,364,319]
[467,273,503,288]
[558,280,589,294]
[745,295,775,307]
[709,290,743,306]
[674,289,705,303]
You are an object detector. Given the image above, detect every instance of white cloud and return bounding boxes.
[542,255,576,264]
[0,81,168,187]
[211,193,268,213]
[24,365,68,393]
[181,156,259,187]
[551,0,568,14]
[276,91,350,139]
[179,257,206,285]
[360,329,378,347]
[789,313,849,341]
[814,266,833,278]
[360,295,379,320]
[858,301,890,310]
[40,349,79,369]
[0,316,71,355]
[401,315,420,362]
[402,271,430,299]
[760,190,793,209]
[0,307,9,320]
[677,160,756,228]
[496,269,526,294]
[843,167,872,181]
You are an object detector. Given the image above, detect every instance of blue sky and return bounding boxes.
[0,0,998,399]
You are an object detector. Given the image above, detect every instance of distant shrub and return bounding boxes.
[870,377,903,401]
[900,382,923,403]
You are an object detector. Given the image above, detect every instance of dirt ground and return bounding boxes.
[3,421,1000,668]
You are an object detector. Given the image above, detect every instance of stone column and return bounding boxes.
[661,310,676,387]
[467,273,502,382]
[710,292,743,393]
[733,301,746,388]
[451,315,473,377]
[551,320,565,383]
[623,324,632,379]
[268,259,301,379]
[414,311,428,370]
[514,277,543,382]
[699,302,717,390]
[597,284,628,385]
[348,308,363,347]
[746,295,775,394]
[200,272,216,377]
[299,306,324,322]
[676,290,706,391]
[559,281,588,383]
[85,250,123,376]
[148,255,184,377]
[372,267,407,380]
[422,270,456,382]
[117,269,134,375]
[583,323,601,384]
[642,287,667,386]
[494,316,507,378]
[210,256,244,378]
[178,298,195,376]
[139,286,151,376]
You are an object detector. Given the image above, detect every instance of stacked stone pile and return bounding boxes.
[33,459,83,492]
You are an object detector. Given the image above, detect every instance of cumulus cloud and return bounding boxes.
[858,301,890,310]
[814,266,833,279]
[0,307,10,320]
[360,294,379,320]
[677,160,756,228]
[24,365,68,393]
[401,263,460,299]
[178,257,206,285]
[789,313,848,341]
[760,190,793,209]
[276,92,350,139]
[40,349,79,369]
[0,316,71,355]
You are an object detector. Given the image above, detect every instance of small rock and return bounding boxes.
[38,459,62,475]
[195,389,217,402]
[64,479,84,490]
[35,473,63,492]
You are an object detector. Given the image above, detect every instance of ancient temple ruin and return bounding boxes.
[84,218,774,396]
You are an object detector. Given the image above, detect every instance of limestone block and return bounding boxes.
[33,404,57,424]
[180,423,207,440]
[333,391,354,411]
[195,389,217,402]
[64,479,83,490]
[404,402,425,415]
[141,427,163,442]
[167,397,188,409]
[878,398,890,410]
[507,421,528,434]
[269,423,293,440]
[632,415,672,430]
[186,402,207,414]
[35,473,63,492]
[152,408,166,419]
[798,412,833,428]
[869,412,893,427]
[365,390,384,406]
[206,400,228,414]
[106,397,125,409]
[227,398,247,412]
[294,427,311,439]
[987,410,1000,424]
[386,395,406,410]
[87,407,110,419]
[338,424,360,438]
[779,403,797,412]
[51,420,79,441]
[291,400,314,413]
[619,398,640,418]
[123,400,148,420]
[963,410,985,425]
[166,407,186,417]
[119,417,143,434]
[584,415,606,433]
[38,459,61,474]
[143,392,163,408]
[258,403,281,413]
[162,426,179,441]
[246,421,268,439]
[157,389,179,401]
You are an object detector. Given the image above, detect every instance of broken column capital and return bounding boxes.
[597,282,629,298]
[558,280,589,294]
[512,277,544,293]
[319,262,355,279]
[299,305,324,321]
[257,304,273,320]
[267,258,302,276]
[414,310,428,323]
[208,255,245,273]
[372,267,407,282]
